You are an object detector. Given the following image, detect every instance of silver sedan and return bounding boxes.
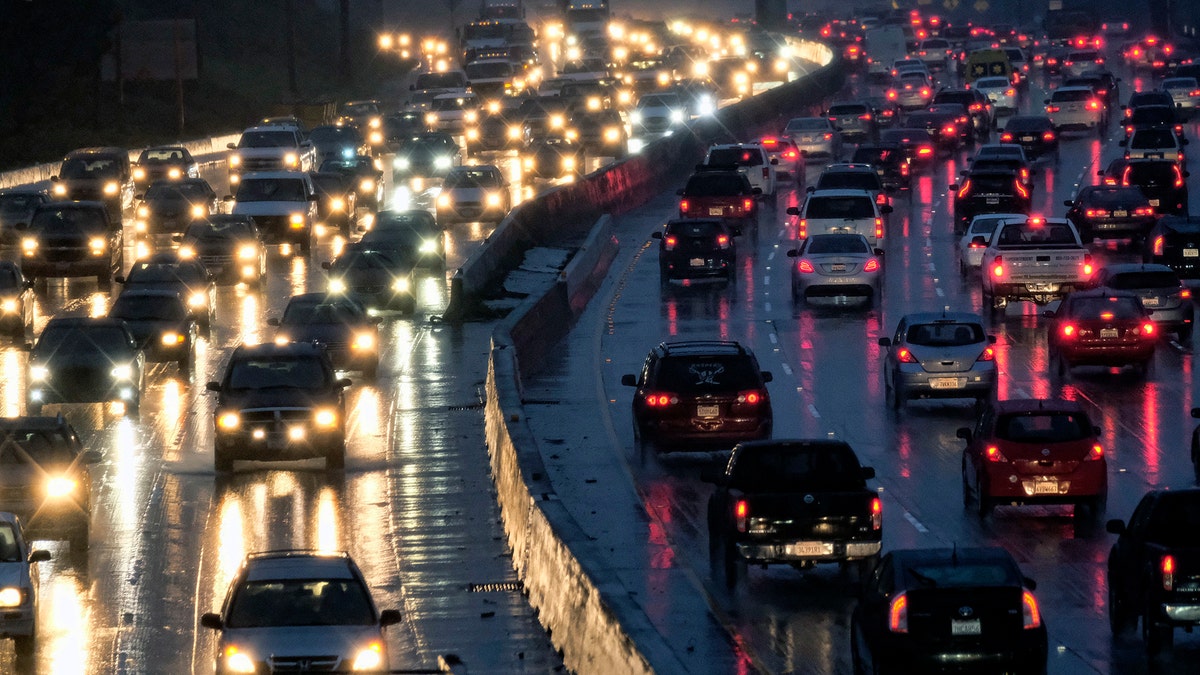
[879,311,998,409]
[784,117,842,159]
[786,233,882,307]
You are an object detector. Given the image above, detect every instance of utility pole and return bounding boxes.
[285,0,298,102]
[339,0,351,81]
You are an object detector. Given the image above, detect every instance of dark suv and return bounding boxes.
[932,88,994,139]
[653,218,739,285]
[207,342,351,471]
[950,170,1032,234]
[26,317,145,417]
[1121,159,1189,215]
[621,340,773,449]
[677,168,759,223]
[1144,215,1200,278]
[824,101,877,141]
[50,147,134,221]
[0,415,99,547]
[850,145,912,192]
[20,201,122,289]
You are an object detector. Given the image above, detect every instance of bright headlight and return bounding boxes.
[369,131,383,145]
[604,127,621,142]
[137,205,150,218]
[330,197,345,212]
[420,239,437,253]
[342,147,355,159]
[283,152,299,167]
[46,476,77,498]
[562,156,576,170]
[289,213,305,227]
[89,237,107,254]
[0,299,15,314]
[133,168,146,180]
[394,157,411,170]
[351,643,384,671]
[29,365,48,382]
[178,245,196,259]
[52,183,67,196]
[434,156,452,170]
[274,334,290,346]
[697,97,715,116]
[21,238,36,254]
[630,110,643,124]
[353,332,376,350]
[110,364,134,380]
[359,179,375,192]
[237,244,257,260]
[329,278,347,293]
[217,412,240,430]
[191,204,207,219]
[522,156,535,170]
[313,408,339,428]
[392,277,410,293]
[369,117,382,129]
[669,109,685,123]
[508,124,522,139]
[103,181,119,195]
[485,192,502,207]
[223,647,256,674]
[0,588,23,608]
[436,193,452,208]
[161,332,185,346]
[587,96,602,110]
[425,112,438,126]
[228,154,241,167]
[168,167,182,179]
[188,292,207,308]
[550,114,565,129]
[465,128,480,141]
[464,110,478,124]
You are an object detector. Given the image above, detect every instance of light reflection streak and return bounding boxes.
[3,350,22,417]
[112,418,141,531]
[43,573,89,674]
[215,494,246,599]
[316,487,339,553]
[290,256,307,297]
[88,292,108,318]
[238,293,261,346]
[160,379,183,462]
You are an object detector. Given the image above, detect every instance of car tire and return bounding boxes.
[722,536,744,589]
[364,360,379,380]
[1109,578,1135,636]
[959,259,968,277]
[13,633,34,659]
[326,443,346,470]
[977,487,993,519]
[857,553,879,584]
[1144,605,1174,655]
[961,457,972,508]
[125,397,140,418]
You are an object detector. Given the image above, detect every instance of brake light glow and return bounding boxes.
[942,124,956,136]
[887,90,898,100]
[957,180,971,199]
[889,593,908,633]
[664,235,678,250]
[798,218,808,239]
[1015,180,1029,199]
[1175,166,1185,188]
[864,258,880,272]
[1163,555,1175,591]
[992,256,1004,278]
[1062,324,1076,338]
[783,150,798,159]
[1086,100,1101,110]
[1153,235,1164,256]
[985,445,1007,462]
[1000,132,1013,142]
[921,88,931,97]
[1142,322,1155,336]
[1007,89,1016,96]
[859,113,873,120]
[1046,105,1061,113]
[1182,289,1192,299]
[823,132,834,140]
[897,348,917,363]
[875,217,884,239]
[1088,444,1104,460]
[1022,591,1042,629]
[1083,254,1094,276]
[918,146,933,156]
[716,234,729,248]
[1043,131,1056,141]
[644,392,676,407]
[871,497,882,530]
[735,499,749,532]
[798,259,815,274]
[742,198,754,212]
[1134,207,1154,216]
[679,199,690,213]
[977,346,995,362]
[737,390,763,404]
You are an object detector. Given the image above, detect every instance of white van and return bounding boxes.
[865,26,908,80]
[789,189,893,247]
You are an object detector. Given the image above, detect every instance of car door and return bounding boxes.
[854,553,895,666]
[1114,493,1157,600]
[965,405,995,491]
[885,318,907,380]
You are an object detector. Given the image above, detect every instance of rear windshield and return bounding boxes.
[966,174,1018,194]
[995,412,1093,443]
[905,322,985,346]
[851,148,899,164]
[707,147,764,166]
[807,234,870,254]
[666,221,723,237]
[1127,163,1177,182]
[1104,272,1180,290]
[817,173,880,191]
[1051,89,1092,102]
[827,104,868,115]
[414,72,466,89]
[729,445,864,491]
[805,196,875,219]
[996,222,1076,245]
[655,355,762,392]
[975,77,1010,89]
[905,562,1018,587]
[1144,493,1200,547]
[934,91,972,105]
[1003,117,1051,132]
[1068,296,1146,318]
[785,118,828,132]
[1079,187,1145,205]
[684,173,747,196]
[1131,130,1176,148]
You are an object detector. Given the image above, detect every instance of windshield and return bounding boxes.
[110,294,186,321]
[235,179,307,202]
[227,357,328,389]
[0,524,19,563]
[238,131,297,148]
[30,207,107,233]
[431,97,472,112]
[1131,130,1175,149]
[466,61,514,79]
[60,157,121,179]
[906,322,985,346]
[414,72,466,89]
[1005,117,1051,132]
[444,169,502,188]
[638,94,681,109]
[995,411,1093,443]
[281,302,362,324]
[827,104,868,115]
[730,445,864,491]
[225,579,374,628]
[1069,295,1145,319]
[309,127,361,144]
[786,118,828,131]
[1104,272,1180,290]
[126,264,204,285]
[140,148,187,163]
[0,429,77,465]
[665,221,723,237]
[655,356,762,393]
[0,194,42,213]
[36,325,131,354]
[145,183,211,202]
[805,196,875,219]
[818,173,879,191]
[341,102,378,116]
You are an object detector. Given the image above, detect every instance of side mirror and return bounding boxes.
[1023,577,1038,591]
[266,318,280,326]
[761,371,773,383]
[878,337,892,346]
[409,84,416,90]
[1191,407,1200,419]
[222,195,234,202]
[321,261,332,270]
[786,206,800,216]
[23,280,33,289]
[620,374,637,387]
[1043,99,1050,104]
[370,316,383,325]
[1042,309,1056,318]
[651,231,663,239]
[880,205,893,215]
[200,613,223,630]
[81,450,103,464]
[13,222,27,231]
[786,249,799,257]
[1106,519,1126,535]
[751,187,763,195]
[699,466,726,484]
[205,381,221,392]
[226,143,237,150]
[959,170,969,176]
[730,225,742,237]
[1184,138,1190,145]
[50,175,60,182]
[309,193,319,201]
[379,609,402,626]
[770,158,779,165]
[21,342,33,352]
[134,193,145,201]
[1186,172,1192,178]
[171,233,184,243]
[805,186,815,193]
[1093,425,1102,435]
[1063,200,1073,207]
[113,275,126,284]
[1097,170,1105,176]
[28,550,50,563]
[336,377,352,389]
[956,427,972,441]
[861,466,876,480]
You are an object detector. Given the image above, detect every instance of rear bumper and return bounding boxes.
[639,416,772,448]
[983,462,1107,501]
[897,369,996,399]
[988,281,1086,304]
[735,538,881,564]
[1058,342,1156,366]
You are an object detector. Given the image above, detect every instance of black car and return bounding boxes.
[1063,185,1156,243]
[206,342,351,471]
[852,546,1048,674]
[901,110,962,152]
[966,157,1034,193]
[132,145,199,191]
[850,144,911,192]
[19,201,123,289]
[523,137,585,180]
[1107,488,1200,654]
[467,109,521,154]
[1121,104,1187,143]
[1097,156,1133,186]
[824,101,877,142]
[931,88,994,139]
[879,128,938,169]
[1125,90,1176,115]
[391,133,461,179]
[998,115,1059,160]
[50,147,133,221]
[322,246,416,314]
[1067,69,1121,108]
[814,163,889,202]
[26,317,145,417]
[0,415,99,546]
[652,218,738,285]
[570,109,628,158]
[306,124,368,168]
[116,253,215,330]
[107,289,196,372]
[0,261,33,339]
[134,178,217,236]
[620,340,773,449]
[269,293,381,378]
[0,190,49,245]
[1121,159,1189,215]
[863,95,901,128]
[175,215,266,286]
[382,111,426,150]
[361,209,445,269]
[704,439,881,587]
[950,170,1031,234]
[318,155,384,209]
[1144,215,1200,278]
[309,172,357,236]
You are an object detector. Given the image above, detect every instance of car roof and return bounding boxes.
[898,311,986,325]
[241,126,297,134]
[114,288,185,301]
[1098,263,1178,277]
[231,341,329,359]
[63,147,129,159]
[43,316,131,330]
[822,163,877,173]
[657,340,751,357]
[0,415,75,432]
[0,512,20,529]
[992,398,1087,414]
[888,546,1018,569]
[243,551,357,581]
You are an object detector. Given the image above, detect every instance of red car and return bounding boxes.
[958,399,1107,529]
[1045,289,1157,378]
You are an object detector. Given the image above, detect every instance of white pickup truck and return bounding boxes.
[979,216,1094,314]
[226,126,315,185]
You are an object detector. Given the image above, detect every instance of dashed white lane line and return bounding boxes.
[763,275,771,286]
[781,363,793,375]
[1013,388,1029,399]
[904,511,930,533]
[936,288,945,297]
[927,262,937,272]
[767,250,776,262]
[765,301,772,312]
[769,333,778,344]
[807,404,821,418]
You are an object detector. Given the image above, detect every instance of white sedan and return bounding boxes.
[958,213,1025,276]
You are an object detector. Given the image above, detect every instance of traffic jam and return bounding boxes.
[0,0,1199,672]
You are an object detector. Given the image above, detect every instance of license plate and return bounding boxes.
[929,377,962,389]
[951,618,982,636]
[696,405,720,418]
[1185,248,1200,258]
[690,257,705,267]
[708,207,725,216]
[830,263,847,272]
[1113,209,1128,217]
[986,197,1000,204]
[1100,328,1119,338]
[1150,199,1161,207]
[1033,480,1059,495]
[786,542,832,557]
[1021,135,1035,142]
[1142,296,1160,307]
[1147,152,1164,159]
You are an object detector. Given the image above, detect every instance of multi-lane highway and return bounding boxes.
[520,61,1200,674]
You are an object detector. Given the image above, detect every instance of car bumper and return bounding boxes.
[639,416,771,447]
[1049,112,1102,130]
[215,428,344,459]
[735,538,881,564]
[793,140,836,157]
[866,634,1047,675]
[0,613,35,639]
[984,462,1107,502]
[1154,596,1200,624]
[795,277,879,302]
[1078,217,1156,239]
[661,257,733,280]
[1058,342,1156,366]
[897,367,997,399]
[988,281,1083,304]
[29,382,137,406]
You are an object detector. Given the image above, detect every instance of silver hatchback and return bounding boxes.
[786,233,883,306]
[879,312,998,409]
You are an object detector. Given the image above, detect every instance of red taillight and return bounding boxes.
[735,499,749,532]
[985,445,1007,462]
[644,392,676,407]
[1022,591,1042,629]
[876,192,887,205]
[887,90,898,100]
[875,217,884,239]
[1062,324,1077,338]
[992,256,1004,278]
[1043,131,1055,141]
[956,180,971,199]
[823,132,834,140]
[920,88,931,97]
[783,150,798,159]
[1087,444,1104,460]
[664,235,678,250]
[864,258,880,272]
[1082,254,1094,276]
[716,234,730,248]
[917,146,933,156]
[1015,180,1029,199]
[742,198,754,212]
[1174,166,1185,188]
[761,137,779,148]
[679,199,690,213]
[798,259,815,274]
[1086,100,1101,110]
[977,346,995,362]
[1006,88,1016,96]
[798,218,807,239]
[828,116,838,123]
[859,113,873,120]
[1182,289,1191,299]
[871,497,882,530]
[1163,555,1176,591]
[969,240,986,249]
[1134,207,1154,216]
[1153,236,1164,256]
[968,103,982,112]
[737,390,764,405]
[889,593,908,633]
[900,163,909,176]
[1000,132,1013,142]
[1142,322,1155,337]
[1046,105,1061,113]
[897,348,917,363]
[942,124,956,136]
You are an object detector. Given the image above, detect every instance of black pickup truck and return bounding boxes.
[704,438,882,587]
[1107,488,1200,655]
